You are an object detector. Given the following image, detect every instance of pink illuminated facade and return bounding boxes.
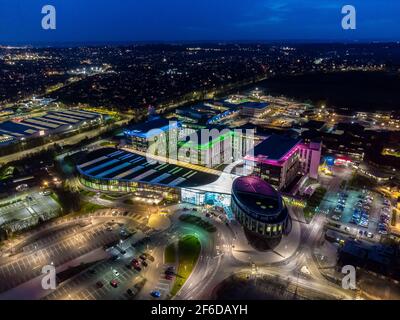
[244,135,321,190]
[299,142,322,180]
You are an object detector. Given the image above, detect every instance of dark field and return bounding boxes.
[260,71,400,113]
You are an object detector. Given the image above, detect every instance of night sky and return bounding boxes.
[0,0,399,44]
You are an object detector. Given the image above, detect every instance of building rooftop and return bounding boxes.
[251,134,301,161]
[124,117,180,138]
[0,109,100,138]
[232,176,287,223]
[233,175,278,198]
[77,148,218,188]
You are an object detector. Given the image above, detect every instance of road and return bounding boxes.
[172,205,355,301]
[0,196,358,300]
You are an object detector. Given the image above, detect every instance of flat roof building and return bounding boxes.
[244,135,302,190]
[124,117,182,157]
[0,109,102,144]
[244,134,321,190]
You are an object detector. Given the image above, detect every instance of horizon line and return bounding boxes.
[1,39,400,48]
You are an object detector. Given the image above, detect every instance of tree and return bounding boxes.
[54,187,81,214]
[0,227,8,241]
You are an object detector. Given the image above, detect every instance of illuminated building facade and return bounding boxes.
[244,135,301,190]
[231,176,289,238]
[124,117,182,158]
[244,135,321,190]
[177,129,252,168]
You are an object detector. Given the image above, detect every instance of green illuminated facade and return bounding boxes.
[178,130,249,167]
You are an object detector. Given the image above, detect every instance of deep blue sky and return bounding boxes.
[0,0,399,44]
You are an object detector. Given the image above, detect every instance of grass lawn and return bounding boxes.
[170,235,201,297]
[164,243,177,264]
[0,197,22,209]
[0,166,14,181]
[50,193,61,206]
[304,187,327,222]
[100,193,125,201]
[80,201,106,214]
[80,190,96,197]
[99,141,116,147]
[62,201,107,219]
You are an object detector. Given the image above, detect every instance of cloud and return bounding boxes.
[263,1,291,12]
[236,16,287,28]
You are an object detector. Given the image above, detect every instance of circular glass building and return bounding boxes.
[231,176,289,238]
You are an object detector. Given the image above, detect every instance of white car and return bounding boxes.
[112,269,120,277]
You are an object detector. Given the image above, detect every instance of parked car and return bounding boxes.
[110,280,119,288]
[131,258,140,268]
[151,291,161,298]
[112,269,120,277]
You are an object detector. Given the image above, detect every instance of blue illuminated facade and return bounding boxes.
[124,117,182,155]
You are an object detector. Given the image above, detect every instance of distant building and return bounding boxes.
[244,134,321,190]
[0,109,102,144]
[239,102,270,118]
